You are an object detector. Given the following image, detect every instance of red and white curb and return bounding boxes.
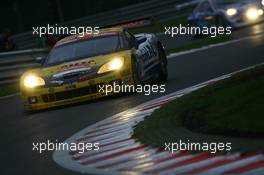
[53,64,264,175]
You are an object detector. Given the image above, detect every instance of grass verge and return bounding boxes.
[134,64,264,150]
[0,83,19,97]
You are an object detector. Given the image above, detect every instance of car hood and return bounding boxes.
[21,50,131,85]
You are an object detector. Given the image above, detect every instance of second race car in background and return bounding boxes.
[20,28,168,111]
[188,0,264,28]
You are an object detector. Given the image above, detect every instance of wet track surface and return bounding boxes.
[2,23,264,175]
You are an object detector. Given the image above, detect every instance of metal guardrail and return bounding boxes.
[1,0,199,86]
[0,48,49,85]
[11,0,197,50]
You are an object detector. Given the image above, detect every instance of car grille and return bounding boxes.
[41,85,98,102]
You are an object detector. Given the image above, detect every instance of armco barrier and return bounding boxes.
[11,0,198,50]
[0,48,49,85]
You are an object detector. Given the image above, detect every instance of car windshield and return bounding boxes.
[45,35,125,66]
[213,0,253,7]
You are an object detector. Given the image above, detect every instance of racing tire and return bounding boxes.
[131,57,143,85]
[216,15,227,27]
[156,44,168,82]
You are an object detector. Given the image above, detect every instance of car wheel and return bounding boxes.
[216,15,227,27]
[131,57,142,85]
[156,44,168,82]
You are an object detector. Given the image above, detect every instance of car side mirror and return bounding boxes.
[36,56,46,65]
[134,36,147,49]
[136,36,147,45]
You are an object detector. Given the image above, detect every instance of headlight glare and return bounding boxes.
[24,75,45,88]
[98,57,124,74]
[226,8,237,16]
[258,9,264,15]
[246,8,259,20]
[262,0,264,6]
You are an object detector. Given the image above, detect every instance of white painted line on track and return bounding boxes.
[91,148,156,168]
[81,131,133,144]
[141,153,196,173]
[92,136,132,147]
[0,92,20,100]
[77,123,134,141]
[79,126,132,139]
[182,153,242,174]
[78,143,146,165]
[198,154,264,175]
[160,155,226,175]
[73,140,136,160]
[85,133,132,145]
[241,167,264,175]
[99,149,160,170]
[113,151,171,171]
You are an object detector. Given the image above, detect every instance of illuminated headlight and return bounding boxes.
[246,8,259,20]
[23,75,45,88]
[262,0,264,6]
[226,8,237,16]
[258,9,264,15]
[97,57,124,74]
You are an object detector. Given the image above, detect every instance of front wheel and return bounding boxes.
[131,57,143,85]
[156,44,168,82]
[216,15,227,27]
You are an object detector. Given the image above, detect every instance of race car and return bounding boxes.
[20,28,168,112]
[188,0,264,29]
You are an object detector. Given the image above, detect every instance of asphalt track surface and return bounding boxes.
[2,24,264,175]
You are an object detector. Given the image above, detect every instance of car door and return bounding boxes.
[135,34,159,80]
[124,31,159,81]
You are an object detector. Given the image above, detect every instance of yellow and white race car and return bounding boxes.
[20,28,168,111]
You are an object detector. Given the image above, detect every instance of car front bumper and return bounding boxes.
[21,70,133,112]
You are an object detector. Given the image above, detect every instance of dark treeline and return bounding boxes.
[0,0,149,33]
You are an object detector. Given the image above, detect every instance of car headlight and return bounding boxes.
[258,9,264,15]
[23,75,45,88]
[226,8,237,16]
[97,57,124,74]
[262,0,264,6]
[246,8,259,20]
